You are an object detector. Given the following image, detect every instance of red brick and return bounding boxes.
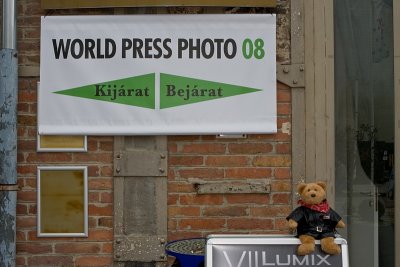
[168,194,179,205]
[98,217,113,228]
[276,143,291,154]
[205,156,249,166]
[16,216,36,228]
[28,256,74,266]
[99,140,113,151]
[179,218,225,230]
[277,87,291,102]
[100,192,113,203]
[181,143,226,154]
[225,168,272,178]
[227,218,274,230]
[228,143,273,154]
[16,255,26,266]
[17,139,36,151]
[17,204,28,215]
[88,229,113,241]
[89,204,113,216]
[102,242,113,253]
[225,194,269,205]
[180,194,223,205]
[73,152,113,163]
[253,155,291,167]
[89,192,100,203]
[250,206,292,217]
[272,193,291,204]
[274,168,291,179]
[17,165,36,175]
[75,256,113,267]
[17,243,53,254]
[100,165,113,176]
[203,206,247,216]
[18,90,37,102]
[277,103,291,115]
[88,165,100,177]
[16,230,26,242]
[168,206,201,217]
[17,114,36,126]
[270,181,291,192]
[55,243,101,253]
[168,182,196,193]
[88,179,112,190]
[169,156,204,166]
[26,152,72,163]
[178,168,224,179]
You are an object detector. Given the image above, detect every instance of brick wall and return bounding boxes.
[167,82,292,240]
[15,1,291,266]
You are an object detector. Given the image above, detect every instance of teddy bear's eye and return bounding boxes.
[307,189,311,192]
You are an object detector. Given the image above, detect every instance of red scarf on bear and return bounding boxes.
[298,199,330,213]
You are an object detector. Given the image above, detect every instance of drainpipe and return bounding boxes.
[0,0,18,266]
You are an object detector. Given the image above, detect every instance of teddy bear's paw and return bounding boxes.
[321,238,341,255]
[297,244,315,255]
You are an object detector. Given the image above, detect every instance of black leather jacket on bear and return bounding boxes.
[286,206,342,239]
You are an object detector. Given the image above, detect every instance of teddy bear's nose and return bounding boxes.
[311,193,316,197]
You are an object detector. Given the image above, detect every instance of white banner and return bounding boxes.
[39,14,276,135]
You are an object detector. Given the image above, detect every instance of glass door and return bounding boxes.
[334,0,394,266]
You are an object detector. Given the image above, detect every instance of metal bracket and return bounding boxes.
[0,184,19,191]
[114,150,168,177]
[277,63,305,88]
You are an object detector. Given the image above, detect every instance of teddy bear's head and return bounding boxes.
[297,181,327,205]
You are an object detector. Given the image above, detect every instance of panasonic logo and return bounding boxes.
[222,251,331,266]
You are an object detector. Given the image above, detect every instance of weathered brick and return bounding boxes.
[16,216,36,228]
[169,206,201,217]
[75,256,113,267]
[228,143,273,154]
[179,218,225,230]
[28,256,74,266]
[178,168,224,179]
[169,156,204,166]
[250,206,292,217]
[272,193,291,204]
[205,156,249,166]
[88,204,113,216]
[227,218,274,230]
[270,181,292,192]
[180,194,224,205]
[181,143,226,154]
[26,152,73,163]
[274,167,291,179]
[168,182,196,193]
[87,229,113,241]
[225,194,269,205]
[55,243,101,253]
[253,155,291,167]
[100,192,113,203]
[88,179,112,190]
[98,217,113,228]
[17,243,53,254]
[225,168,272,178]
[202,206,248,217]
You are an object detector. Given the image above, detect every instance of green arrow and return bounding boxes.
[53,73,155,109]
[160,73,261,109]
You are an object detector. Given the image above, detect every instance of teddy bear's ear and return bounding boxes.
[297,183,307,194]
[316,181,327,191]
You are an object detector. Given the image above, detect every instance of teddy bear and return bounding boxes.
[286,181,345,256]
